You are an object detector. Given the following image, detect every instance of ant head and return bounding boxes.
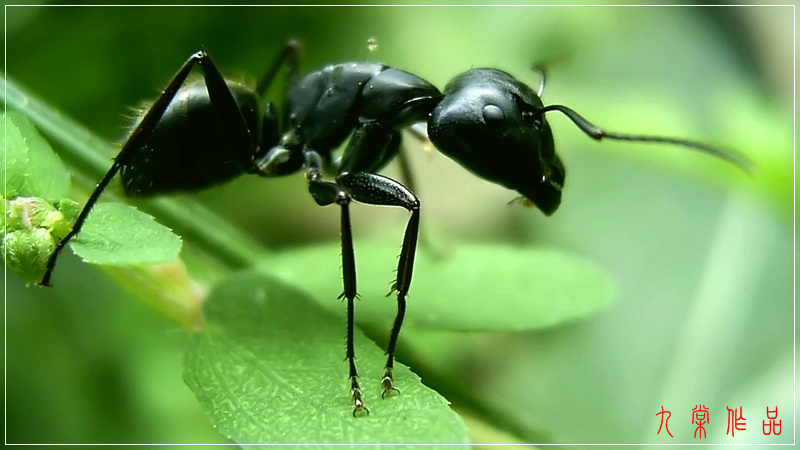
[428,68,564,215]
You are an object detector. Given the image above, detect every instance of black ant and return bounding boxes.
[40,40,750,416]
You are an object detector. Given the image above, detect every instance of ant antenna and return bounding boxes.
[535,104,753,173]
[531,65,546,97]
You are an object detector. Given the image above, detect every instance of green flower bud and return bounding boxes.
[3,228,55,285]
[5,197,58,232]
[50,199,80,239]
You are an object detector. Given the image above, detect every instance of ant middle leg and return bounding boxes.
[305,151,369,416]
[336,123,421,398]
[256,39,302,100]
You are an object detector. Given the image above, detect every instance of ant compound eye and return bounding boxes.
[482,104,505,124]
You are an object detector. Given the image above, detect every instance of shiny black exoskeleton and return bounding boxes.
[430,68,564,214]
[41,41,750,416]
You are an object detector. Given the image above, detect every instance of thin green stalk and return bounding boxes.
[2,73,265,270]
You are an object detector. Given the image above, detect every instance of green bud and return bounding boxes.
[5,197,58,232]
[2,196,80,283]
[50,199,80,239]
[3,228,55,285]
[56,198,80,222]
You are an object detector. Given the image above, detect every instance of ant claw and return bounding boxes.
[350,378,369,417]
[381,369,400,398]
[381,386,400,399]
[351,389,369,417]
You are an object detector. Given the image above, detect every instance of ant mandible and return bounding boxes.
[40,40,750,416]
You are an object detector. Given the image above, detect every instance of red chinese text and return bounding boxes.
[763,406,781,435]
[656,406,673,437]
[692,405,710,439]
[726,406,746,437]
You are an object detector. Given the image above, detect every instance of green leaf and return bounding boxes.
[2,111,70,199]
[70,202,182,265]
[183,270,469,447]
[259,242,615,332]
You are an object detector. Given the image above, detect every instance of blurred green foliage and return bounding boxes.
[5,4,793,446]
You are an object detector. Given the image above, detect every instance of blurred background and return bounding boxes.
[5,3,794,445]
